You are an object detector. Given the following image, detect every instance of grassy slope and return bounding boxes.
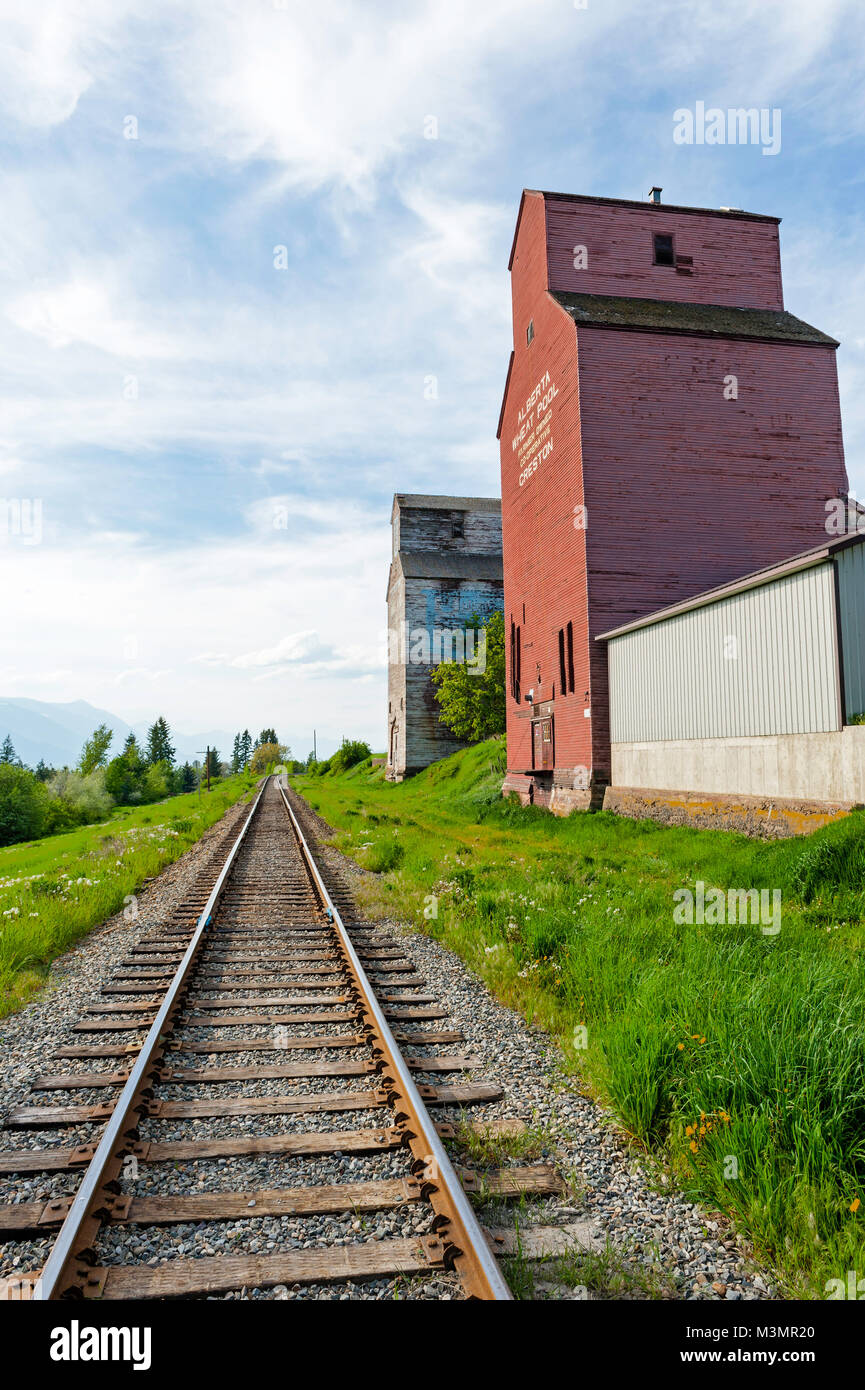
[295,738,865,1298]
[0,775,256,1014]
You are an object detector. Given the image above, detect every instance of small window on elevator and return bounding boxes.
[558,629,566,696]
[653,233,675,266]
[451,512,465,539]
[566,621,575,693]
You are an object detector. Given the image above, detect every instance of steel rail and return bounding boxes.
[31,778,270,1301]
[275,776,512,1301]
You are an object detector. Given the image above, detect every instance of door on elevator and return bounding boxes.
[532,716,554,771]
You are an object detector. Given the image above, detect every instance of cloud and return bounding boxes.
[231,631,331,669]
[0,0,863,747]
[7,276,181,358]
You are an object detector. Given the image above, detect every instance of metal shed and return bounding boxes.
[596,531,865,808]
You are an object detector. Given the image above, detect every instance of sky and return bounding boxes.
[0,0,863,757]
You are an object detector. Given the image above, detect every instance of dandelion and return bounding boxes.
[851,1197,861,1214]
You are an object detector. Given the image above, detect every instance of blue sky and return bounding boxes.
[0,0,863,756]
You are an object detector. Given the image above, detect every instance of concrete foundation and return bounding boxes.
[602,786,854,837]
[610,728,865,804]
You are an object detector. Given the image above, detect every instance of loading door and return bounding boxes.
[531,716,554,771]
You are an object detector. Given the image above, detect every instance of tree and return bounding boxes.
[0,764,47,845]
[174,761,197,793]
[0,734,16,765]
[104,732,147,804]
[249,741,288,774]
[258,728,278,748]
[79,724,114,775]
[430,610,506,742]
[142,762,171,801]
[205,748,221,781]
[146,717,175,768]
[34,759,54,782]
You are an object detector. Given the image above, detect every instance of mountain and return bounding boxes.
[0,697,340,769]
[0,699,133,769]
[0,699,234,770]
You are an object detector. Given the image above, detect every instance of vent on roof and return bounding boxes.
[648,186,662,205]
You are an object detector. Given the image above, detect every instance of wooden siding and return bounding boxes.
[545,195,784,309]
[386,498,503,778]
[498,190,848,794]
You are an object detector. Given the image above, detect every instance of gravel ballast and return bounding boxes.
[0,785,777,1301]
[288,787,778,1304]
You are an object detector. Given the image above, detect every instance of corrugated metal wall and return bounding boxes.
[837,542,865,719]
[608,562,841,742]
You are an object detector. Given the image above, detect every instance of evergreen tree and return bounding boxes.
[205,747,221,780]
[240,729,253,768]
[0,734,16,764]
[231,733,242,774]
[105,733,147,804]
[176,762,197,793]
[34,758,54,782]
[258,728,278,747]
[146,716,175,767]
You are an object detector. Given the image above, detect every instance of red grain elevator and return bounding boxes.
[497,188,848,811]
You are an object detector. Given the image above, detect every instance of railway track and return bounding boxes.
[0,776,513,1301]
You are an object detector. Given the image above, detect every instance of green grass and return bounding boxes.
[0,775,256,1014]
[293,737,865,1298]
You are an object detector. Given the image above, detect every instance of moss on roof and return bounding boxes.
[552,291,838,346]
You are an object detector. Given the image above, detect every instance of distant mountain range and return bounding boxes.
[0,698,243,770]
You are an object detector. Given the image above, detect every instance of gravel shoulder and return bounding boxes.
[294,791,778,1303]
[0,797,251,1146]
[0,787,778,1301]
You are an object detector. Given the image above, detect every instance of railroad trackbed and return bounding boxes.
[0,777,564,1302]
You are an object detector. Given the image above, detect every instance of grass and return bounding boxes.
[453,1118,555,1167]
[504,1235,673,1301]
[292,738,865,1299]
[0,775,256,1015]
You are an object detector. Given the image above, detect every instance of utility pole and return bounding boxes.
[313,729,317,762]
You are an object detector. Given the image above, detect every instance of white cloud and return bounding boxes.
[231,631,331,669]
[0,0,863,752]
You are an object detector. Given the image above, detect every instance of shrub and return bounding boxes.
[0,764,47,845]
[787,814,865,901]
[365,840,404,872]
[329,739,372,774]
[142,761,171,802]
[46,769,113,825]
